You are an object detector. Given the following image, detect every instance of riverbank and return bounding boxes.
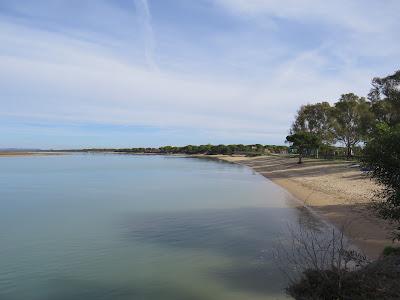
[213,154,396,259]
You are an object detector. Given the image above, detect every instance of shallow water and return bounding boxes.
[0,154,320,299]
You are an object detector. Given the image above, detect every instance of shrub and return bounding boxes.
[382,246,400,257]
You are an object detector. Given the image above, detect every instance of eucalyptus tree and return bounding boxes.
[332,93,374,158]
[369,70,400,126]
[291,102,334,140]
[291,102,334,157]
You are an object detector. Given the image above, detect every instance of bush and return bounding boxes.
[362,124,400,240]
[382,246,400,257]
[288,255,400,299]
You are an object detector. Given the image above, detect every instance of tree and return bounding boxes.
[291,102,335,158]
[369,70,400,126]
[286,132,321,164]
[291,102,335,145]
[362,123,400,240]
[332,93,373,158]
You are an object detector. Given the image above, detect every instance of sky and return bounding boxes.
[0,0,399,149]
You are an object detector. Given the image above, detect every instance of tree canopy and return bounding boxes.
[369,70,400,126]
[291,102,334,144]
[332,93,374,157]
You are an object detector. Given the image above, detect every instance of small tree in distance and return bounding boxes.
[286,132,321,164]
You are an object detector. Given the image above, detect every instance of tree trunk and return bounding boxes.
[298,152,303,164]
[346,143,352,159]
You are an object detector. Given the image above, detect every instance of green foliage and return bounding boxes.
[362,124,400,228]
[286,132,321,150]
[117,144,288,156]
[332,93,374,157]
[369,70,400,126]
[286,132,321,163]
[291,102,335,144]
[287,70,400,297]
[290,94,375,158]
[382,246,400,257]
[114,147,160,153]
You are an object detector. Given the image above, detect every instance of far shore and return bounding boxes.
[0,151,68,157]
[212,154,397,259]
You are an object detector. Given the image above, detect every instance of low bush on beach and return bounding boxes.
[288,252,400,299]
[382,246,400,257]
[275,224,400,299]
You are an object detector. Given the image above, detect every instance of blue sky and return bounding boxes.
[0,0,399,149]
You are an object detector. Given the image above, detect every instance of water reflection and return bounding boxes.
[121,206,326,296]
[18,277,209,300]
[0,154,326,300]
[124,208,294,256]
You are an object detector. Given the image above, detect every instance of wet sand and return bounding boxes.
[215,155,397,259]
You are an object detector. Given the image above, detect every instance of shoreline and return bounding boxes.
[213,154,396,259]
[0,151,69,157]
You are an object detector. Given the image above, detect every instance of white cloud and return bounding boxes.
[0,21,280,134]
[0,22,375,136]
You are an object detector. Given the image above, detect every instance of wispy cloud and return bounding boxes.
[134,0,159,71]
[214,0,398,34]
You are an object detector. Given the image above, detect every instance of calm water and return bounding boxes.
[0,154,317,300]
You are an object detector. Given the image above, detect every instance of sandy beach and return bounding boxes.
[215,154,397,259]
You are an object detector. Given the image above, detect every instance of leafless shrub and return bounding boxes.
[273,223,369,298]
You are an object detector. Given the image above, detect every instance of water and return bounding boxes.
[0,154,316,299]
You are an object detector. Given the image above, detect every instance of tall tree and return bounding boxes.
[332,93,373,158]
[291,102,334,143]
[368,70,400,126]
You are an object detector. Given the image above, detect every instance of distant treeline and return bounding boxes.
[112,144,288,155]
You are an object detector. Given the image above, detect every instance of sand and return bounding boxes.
[215,154,397,259]
[0,151,66,157]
